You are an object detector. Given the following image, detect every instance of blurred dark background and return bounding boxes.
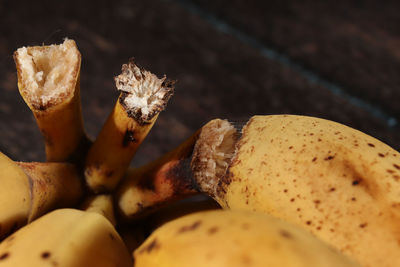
[0,0,399,166]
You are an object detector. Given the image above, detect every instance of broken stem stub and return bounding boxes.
[191,119,240,199]
[14,39,80,111]
[115,59,175,125]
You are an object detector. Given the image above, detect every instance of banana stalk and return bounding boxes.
[116,126,203,221]
[81,194,117,226]
[84,59,174,193]
[13,39,89,163]
[0,152,83,240]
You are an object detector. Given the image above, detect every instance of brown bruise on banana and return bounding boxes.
[13,39,80,111]
[191,119,239,200]
[116,59,175,125]
[117,157,198,220]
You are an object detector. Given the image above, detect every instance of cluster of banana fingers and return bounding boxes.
[0,39,398,267]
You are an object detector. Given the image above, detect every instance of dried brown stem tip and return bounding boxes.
[191,119,239,198]
[116,59,174,125]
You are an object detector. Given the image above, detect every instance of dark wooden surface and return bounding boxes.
[0,0,399,167]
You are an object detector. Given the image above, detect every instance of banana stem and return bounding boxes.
[84,59,174,193]
[17,162,84,222]
[116,128,201,221]
[115,119,238,221]
[13,39,88,163]
[81,194,117,226]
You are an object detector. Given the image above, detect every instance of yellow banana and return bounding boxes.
[117,115,400,266]
[191,115,400,267]
[13,39,89,163]
[134,209,360,267]
[81,194,117,226]
[0,209,132,267]
[0,152,83,240]
[84,59,174,193]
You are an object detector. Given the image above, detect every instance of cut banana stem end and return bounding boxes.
[116,119,237,221]
[0,152,83,240]
[84,59,174,193]
[190,119,239,199]
[13,39,89,162]
[81,194,117,227]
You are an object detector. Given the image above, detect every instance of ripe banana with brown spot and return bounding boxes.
[134,209,360,267]
[84,59,174,193]
[0,209,132,267]
[116,115,400,267]
[14,39,90,163]
[0,152,83,240]
[191,115,400,267]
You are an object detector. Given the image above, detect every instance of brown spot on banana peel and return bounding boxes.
[136,161,188,193]
[177,220,202,233]
[122,130,137,147]
[0,252,9,260]
[137,238,161,254]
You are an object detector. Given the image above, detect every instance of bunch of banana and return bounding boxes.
[134,209,360,267]
[0,39,177,265]
[3,38,400,267]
